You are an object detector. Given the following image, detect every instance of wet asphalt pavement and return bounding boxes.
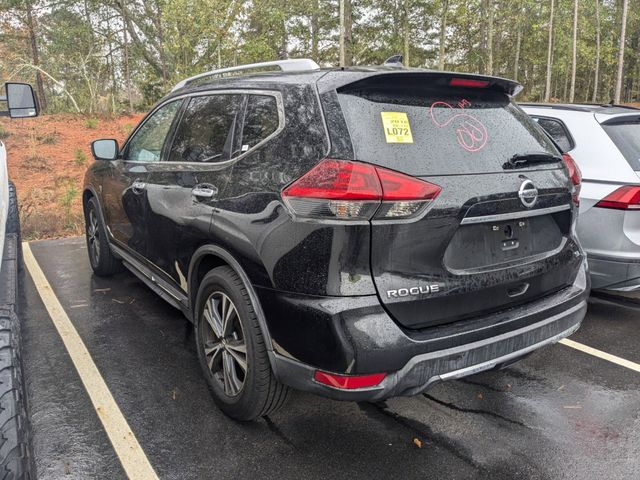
[20,237,640,479]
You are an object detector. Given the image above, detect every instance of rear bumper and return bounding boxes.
[587,253,640,292]
[272,303,584,401]
[262,259,589,401]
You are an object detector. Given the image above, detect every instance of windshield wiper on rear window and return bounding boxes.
[503,152,563,170]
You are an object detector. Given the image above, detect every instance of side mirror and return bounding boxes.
[91,139,119,161]
[2,83,38,118]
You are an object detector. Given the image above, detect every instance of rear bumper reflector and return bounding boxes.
[313,371,386,390]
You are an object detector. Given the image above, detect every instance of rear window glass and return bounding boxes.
[337,89,558,176]
[602,120,640,171]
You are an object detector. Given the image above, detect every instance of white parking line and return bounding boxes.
[559,338,640,373]
[23,243,159,480]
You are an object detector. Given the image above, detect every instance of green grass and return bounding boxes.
[38,131,58,144]
[84,118,99,129]
[59,183,79,229]
[74,148,88,166]
[0,125,10,140]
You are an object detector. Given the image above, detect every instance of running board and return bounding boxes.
[110,244,191,320]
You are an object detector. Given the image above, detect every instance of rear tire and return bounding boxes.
[84,197,121,276]
[195,266,289,421]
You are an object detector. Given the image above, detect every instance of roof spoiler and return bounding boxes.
[334,70,523,97]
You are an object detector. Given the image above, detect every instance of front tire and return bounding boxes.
[195,266,289,421]
[84,197,121,276]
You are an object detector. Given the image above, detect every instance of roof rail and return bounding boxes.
[172,59,321,91]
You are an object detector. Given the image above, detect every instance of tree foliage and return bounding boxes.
[0,0,638,114]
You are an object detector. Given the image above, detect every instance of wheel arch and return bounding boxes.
[83,185,106,226]
[188,245,275,355]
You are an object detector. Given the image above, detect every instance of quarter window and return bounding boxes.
[602,120,640,171]
[241,95,279,151]
[169,94,243,163]
[125,100,181,162]
[533,117,574,153]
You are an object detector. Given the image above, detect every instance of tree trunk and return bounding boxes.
[154,1,168,85]
[24,1,46,112]
[569,0,578,103]
[83,0,95,41]
[311,0,319,61]
[614,0,629,103]
[592,0,601,102]
[122,8,133,112]
[438,0,449,71]
[279,16,288,60]
[514,3,522,81]
[402,0,410,66]
[116,1,165,78]
[339,0,353,66]
[106,11,117,113]
[544,0,555,102]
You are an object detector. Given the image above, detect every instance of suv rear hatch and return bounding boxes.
[327,72,582,329]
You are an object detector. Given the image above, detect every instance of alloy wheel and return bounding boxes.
[87,208,100,265]
[201,291,248,397]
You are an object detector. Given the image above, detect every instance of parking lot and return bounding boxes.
[19,237,640,480]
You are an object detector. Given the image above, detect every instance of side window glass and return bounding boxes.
[169,94,243,163]
[534,117,573,152]
[126,100,181,162]
[241,95,279,151]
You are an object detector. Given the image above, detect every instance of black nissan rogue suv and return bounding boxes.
[83,59,589,421]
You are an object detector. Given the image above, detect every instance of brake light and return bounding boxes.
[449,78,490,88]
[313,370,386,389]
[595,186,640,210]
[282,159,441,221]
[562,153,581,205]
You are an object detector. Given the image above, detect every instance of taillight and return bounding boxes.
[562,153,581,205]
[313,370,386,389]
[282,159,441,221]
[595,186,640,210]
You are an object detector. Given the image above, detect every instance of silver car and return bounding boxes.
[522,103,640,294]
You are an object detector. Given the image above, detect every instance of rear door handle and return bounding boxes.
[132,180,146,194]
[192,185,218,199]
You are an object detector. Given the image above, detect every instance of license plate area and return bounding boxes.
[490,219,531,257]
[444,214,564,272]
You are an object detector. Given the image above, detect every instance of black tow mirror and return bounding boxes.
[1,82,38,118]
[91,139,119,161]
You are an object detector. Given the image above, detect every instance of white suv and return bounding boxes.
[0,81,38,478]
[522,103,640,295]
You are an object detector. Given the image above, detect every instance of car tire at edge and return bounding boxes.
[84,197,122,277]
[194,266,289,421]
